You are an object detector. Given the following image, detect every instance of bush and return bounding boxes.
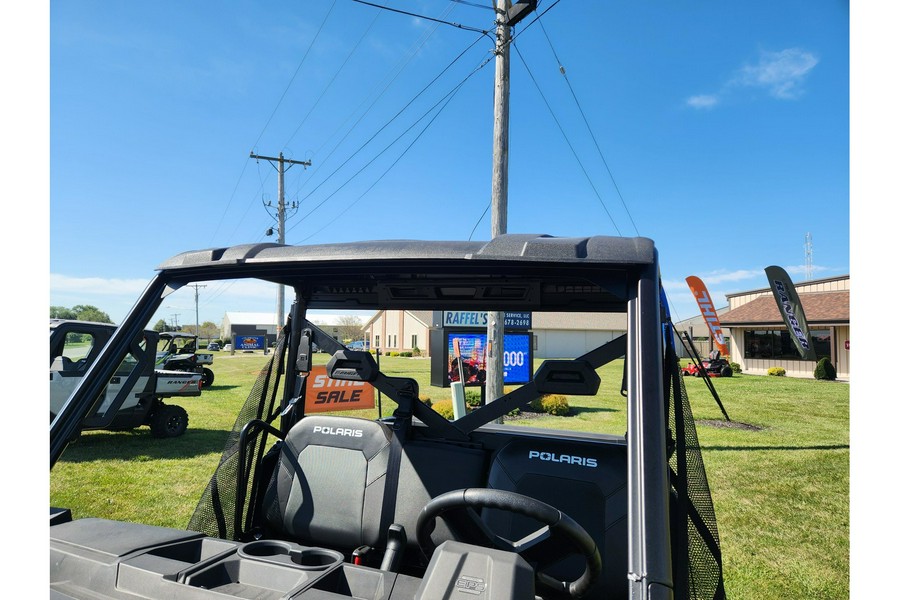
[431,399,459,420]
[464,389,482,409]
[399,351,413,357]
[530,394,570,416]
[767,367,786,377]
[814,357,837,380]
[412,346,422,357]
[729,362,742,374]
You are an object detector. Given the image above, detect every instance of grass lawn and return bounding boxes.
[50,352,849,599]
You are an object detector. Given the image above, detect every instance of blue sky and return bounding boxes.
[44,0,851,327]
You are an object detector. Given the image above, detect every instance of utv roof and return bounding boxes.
[158,234,655,270]
[154,234,658,312]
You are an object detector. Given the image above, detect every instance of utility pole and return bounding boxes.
[485,0,512,414]
[250,152,311,334]
[486,0,534,415]
[189,284,207,342]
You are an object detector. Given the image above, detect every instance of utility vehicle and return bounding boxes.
[50,319,200,438]
[158,331,216,387]
[50,234,726,599]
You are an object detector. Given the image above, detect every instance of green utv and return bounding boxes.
[50,234,726,600]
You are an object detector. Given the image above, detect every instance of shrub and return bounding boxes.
[530,394,570,416]
[767,367,786,376]
[431,400,456,419]
[412,346,422,357]
[814,357,837,380]
[399,351,413,357]
[729,362,742,374]
[464,389,482,409]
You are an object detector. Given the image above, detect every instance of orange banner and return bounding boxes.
[685,276,730,357]
[304,365,375,413]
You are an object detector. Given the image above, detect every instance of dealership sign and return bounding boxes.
[442,311,531,329]
[304,365,375,413]
[235,335,266,350]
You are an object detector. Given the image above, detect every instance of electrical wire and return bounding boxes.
[514,43,622,236]
[208,1,337,247]
[468,201,491,240]
[291,51,494,241]
[281,9,383,153]
[349,0,490,35]
[292,33,490,213]
[538,18,641,236]
[296,4,469,197]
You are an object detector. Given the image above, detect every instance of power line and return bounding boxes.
[297,5,458,196]
[514,43,622,236]
[290,33,490,218]
[538,18,640,236]
[293,51,494,241]
[253,0,338,152]
[281,9,383,153]
[349,0,490,34]
[209,0,336,247]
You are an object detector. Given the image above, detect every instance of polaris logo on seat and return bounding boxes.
[528,450,597,468]
[313,425,363,438]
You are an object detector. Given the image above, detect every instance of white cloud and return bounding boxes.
[686,47,819,109]
[686,94,719,109]
[50,273,149,297]
[735,48,819,99]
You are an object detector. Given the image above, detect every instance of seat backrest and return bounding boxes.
[483,438,628,599]
[262,415,393,553]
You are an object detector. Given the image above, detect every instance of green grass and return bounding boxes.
[50,353,849,599]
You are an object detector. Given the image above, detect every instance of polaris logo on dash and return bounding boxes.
[528,450,597,468]
[313,425,363,438]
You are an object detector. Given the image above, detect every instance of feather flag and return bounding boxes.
[764,266,817,361]
[685,276,730,357]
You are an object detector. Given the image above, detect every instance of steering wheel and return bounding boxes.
[416,488,602,598]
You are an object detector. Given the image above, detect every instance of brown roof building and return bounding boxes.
[718,274,850,379]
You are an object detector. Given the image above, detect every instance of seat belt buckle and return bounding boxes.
[351,545,372,566]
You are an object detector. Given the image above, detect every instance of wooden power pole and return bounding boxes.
[486,0,512,413]
[250,152,311,333]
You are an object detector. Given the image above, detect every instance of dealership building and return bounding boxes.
[361,310,626,359]
[719,274,850,380]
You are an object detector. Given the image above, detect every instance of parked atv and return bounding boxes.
[157,331,215,387]
[683,350,733,377]
[50,320,200,438]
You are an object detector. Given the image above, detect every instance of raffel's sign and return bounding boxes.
[442,311,531,329]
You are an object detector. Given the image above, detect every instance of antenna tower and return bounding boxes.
[804,232,813,280]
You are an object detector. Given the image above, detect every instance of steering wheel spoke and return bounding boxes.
[416,488,601,599]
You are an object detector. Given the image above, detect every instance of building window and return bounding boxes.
[533,335,539,352]
[411,334,418,349]
[744,328,831,361]
[375,335,381,348]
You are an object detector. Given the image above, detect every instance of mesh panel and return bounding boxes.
[187,331,288,540]
[667,346,726,600]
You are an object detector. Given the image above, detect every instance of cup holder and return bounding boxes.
[291,548,343,569]
[238,540,342,570]
[239,540,294,559]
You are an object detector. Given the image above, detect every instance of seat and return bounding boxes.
[483,438,628,599]
[262,415,395,554]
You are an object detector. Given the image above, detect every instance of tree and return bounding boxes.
[335,315,364,343]
[50,306,77,320]
[51,304,113,323]
[152,319,169,332]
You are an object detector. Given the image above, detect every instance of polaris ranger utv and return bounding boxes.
[50,234,726,599]
[50,319,200,438]
[158,331,216,387]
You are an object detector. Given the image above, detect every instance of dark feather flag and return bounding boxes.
[764,266,817,361]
